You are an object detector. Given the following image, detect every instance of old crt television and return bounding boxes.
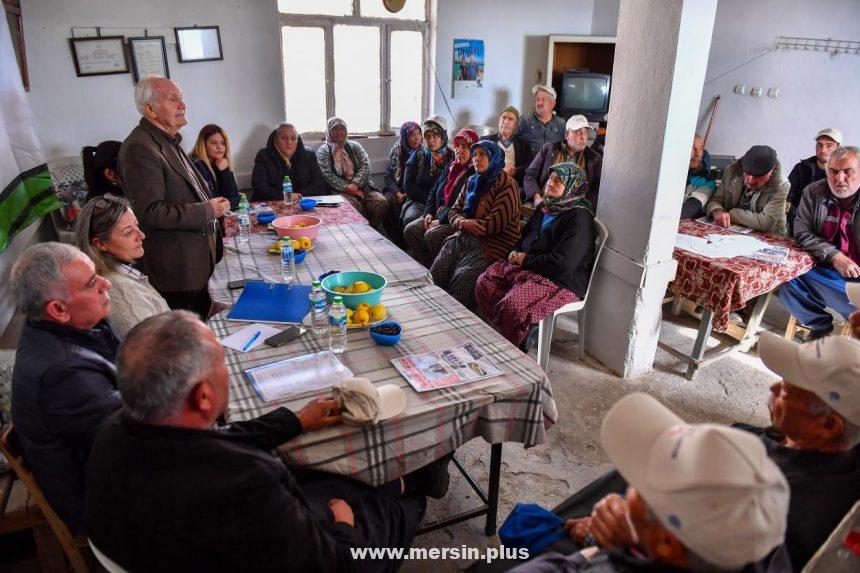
[560,71,611,121]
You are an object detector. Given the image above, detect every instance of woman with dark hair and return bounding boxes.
[73,194,169,336]
[82,141,123,201]
[429,140,520,307]
[191,124,241,209]
[476,162,595,352]
[401,116,455,232]
[383,121,422,239]
[251,122,326,200]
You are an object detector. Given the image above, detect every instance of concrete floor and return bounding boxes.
[403,298,797,572]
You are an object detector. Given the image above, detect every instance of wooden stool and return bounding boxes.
[784,315,852,341]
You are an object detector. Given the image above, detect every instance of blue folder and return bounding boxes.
[226,281,311,324]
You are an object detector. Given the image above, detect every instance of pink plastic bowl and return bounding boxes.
[272,215,322,240]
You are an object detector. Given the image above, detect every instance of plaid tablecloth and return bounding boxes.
[210,224,430,304]
[669,219,814,331]
[222,199,368,237]
[209,281,558,486]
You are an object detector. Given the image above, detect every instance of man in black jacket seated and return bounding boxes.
[787,128,842,235]
[10,242,122,534]
[251,122,326,200]
[86,311,429,572]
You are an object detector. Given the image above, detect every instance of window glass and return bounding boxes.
[361,0,426,20]
[282,27,327,133]
[390,31,423,128]
[333,25,381,133]
[278,0,352,16]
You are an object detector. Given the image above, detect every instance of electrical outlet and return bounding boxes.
[750,86,763,97]
[733,84,746,95]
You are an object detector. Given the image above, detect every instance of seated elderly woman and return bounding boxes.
[481,106,529,188]
[383,121,422,240]
[404,128,478,267]
[430,141,521,307]
[82,141,123,201]
[251,122,325,200]
[191,124,240,209]
[73,194,170,336]
[317,117,389,229]
[476,163,595,353]
[401,116,455,232]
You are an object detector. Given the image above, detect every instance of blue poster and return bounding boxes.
[453,39,484,96]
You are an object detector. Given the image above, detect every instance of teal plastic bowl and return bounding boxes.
[321,271,387,310]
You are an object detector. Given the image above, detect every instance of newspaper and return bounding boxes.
[694,217,754,234]
[391,342,503,393]
[244,350,353,402]
[745,245,790,264]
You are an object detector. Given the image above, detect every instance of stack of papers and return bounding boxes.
[245,351,354,402]
[675,233,778,260]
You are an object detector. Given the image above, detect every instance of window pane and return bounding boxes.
[278,0,351,16]
[282,27,327,133]
[361,0,426,20]
[390,31,422,128]
[334,25,381,133]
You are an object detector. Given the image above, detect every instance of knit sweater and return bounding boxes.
[316,140,373,193]
[448,171,521,262]
[104,265,171,337]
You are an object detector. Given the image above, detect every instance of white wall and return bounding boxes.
[22,0,285,183]
[432,0,594,131]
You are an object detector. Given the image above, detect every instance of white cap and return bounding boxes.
[333,378,406,425]
[531,84,557,99]
[846,282,860,308]
[422,115,448,134]
[601,393,789,568]
[759,331,860,425]
[816,128,843,145]
[565,115,589,132]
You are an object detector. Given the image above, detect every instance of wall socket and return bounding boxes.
[750,86,763,97]
[733,84,746,95]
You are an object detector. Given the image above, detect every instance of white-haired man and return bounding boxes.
[118,74,230,319]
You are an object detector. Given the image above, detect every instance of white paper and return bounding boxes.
[313,195,345,205]
[675,233,776,259]
[220,323,281,352]
[693,217,754,234]
[245,351,354,402]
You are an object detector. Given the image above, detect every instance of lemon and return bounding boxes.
[356,302,371,312]
[291,239,301,251]
[299,237,312,250]
[346,309,354,324]
[346,284,355,294]
[334,286,347,294]
[352,281,372,294]
[268,240,283,254]
[370,303,386,321]
[353,308,370,326]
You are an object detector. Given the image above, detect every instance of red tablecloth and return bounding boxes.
[669,219,814,332]
[221,199,368,237]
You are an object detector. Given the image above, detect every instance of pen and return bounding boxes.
[242,330,262,352]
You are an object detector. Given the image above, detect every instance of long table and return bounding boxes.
[209,224,558,535]
[221,199,368,237]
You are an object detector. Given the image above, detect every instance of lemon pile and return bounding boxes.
[332,280,373,294]
[346,302,387,326]
[268,237,313,254]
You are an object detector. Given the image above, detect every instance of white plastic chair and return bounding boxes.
[88,539,128,573]
[536,217,609,370]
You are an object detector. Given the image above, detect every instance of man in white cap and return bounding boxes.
[523,114,602,205]
[518,85,567,163]
[787,128,843,234]
[781,146,860,339]
[510,393,791,572]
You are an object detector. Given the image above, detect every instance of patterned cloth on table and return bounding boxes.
[430,232,490,307]
[210,281,558,486]
[476,260,579,345]
[221,199,368,237]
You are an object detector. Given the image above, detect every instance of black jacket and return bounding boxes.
[11,319,122,533]
[423,164,474,224]
[192,157,241,209]
[251,129,326,200]
[515,207,596,297]
[481,133,529,187]
[787,156,827,235]
[403,146,455,204]
[794,178,860,264]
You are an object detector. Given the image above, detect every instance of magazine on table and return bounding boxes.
[745,245,790,264]
[391,342,503,392]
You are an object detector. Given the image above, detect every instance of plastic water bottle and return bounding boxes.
[280,235,297,285]
[309,280,329,336]
[328,296,347,353]
[283,176,293,206]
[238,193,251,243]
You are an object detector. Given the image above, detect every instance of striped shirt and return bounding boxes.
[822,198,860,264]
[449,171,521,262]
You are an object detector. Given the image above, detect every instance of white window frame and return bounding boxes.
[278,0,431,137]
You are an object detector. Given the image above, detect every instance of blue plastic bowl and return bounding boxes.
[369,321,402,346]
[321,271,387,310]
[256,210,276,225]
[294,249,307,264]
[300,198,318,211]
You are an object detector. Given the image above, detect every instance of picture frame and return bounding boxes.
[128,36,169,82]
[174,26,223,63]
[69,36,129,77]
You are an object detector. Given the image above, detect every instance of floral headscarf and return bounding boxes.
[325,116,354,180]
[395,121,421,183]
[463,140,506,218]
[542,162,592,215]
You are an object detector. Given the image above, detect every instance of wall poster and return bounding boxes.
[453,38,483,97]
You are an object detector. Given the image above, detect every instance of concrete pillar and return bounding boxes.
[584,0,718,377]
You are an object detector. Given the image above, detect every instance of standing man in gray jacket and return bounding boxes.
[780,146,860,339]
[517,85,567,164]
[118,75,230,319]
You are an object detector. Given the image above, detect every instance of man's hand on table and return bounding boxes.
[209,197,231,218]
[297,397,342,431]
[588,493,636,550]
[564,517,593,545]
[328,498,355,527]
[711,209,731,228]
[832,253,860,279]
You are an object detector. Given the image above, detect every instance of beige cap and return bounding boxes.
[846,282,860,308]
[758,331,860,425]
[816,128,843,145]
[601,393,789,568]
[565,115,589,132]
[332,378,406,425]
[531,84,557,99]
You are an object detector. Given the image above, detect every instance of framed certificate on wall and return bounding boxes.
[69,36,129,77]
[174,26,223,63]
[128,36,169,82]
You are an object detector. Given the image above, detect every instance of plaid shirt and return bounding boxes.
[822,197,860,264]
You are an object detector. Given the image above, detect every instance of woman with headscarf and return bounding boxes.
[403,128,478,267]
[317,117,389,229]
[430,140,520,307]
[401,116,455,233]
[475,162,596,352]
[251,122,325,200]
[383,121,422,240]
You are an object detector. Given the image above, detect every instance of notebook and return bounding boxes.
[226,281,311,324]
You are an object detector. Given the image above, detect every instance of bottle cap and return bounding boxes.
[312,280,321,287]
[333,295,343,303]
